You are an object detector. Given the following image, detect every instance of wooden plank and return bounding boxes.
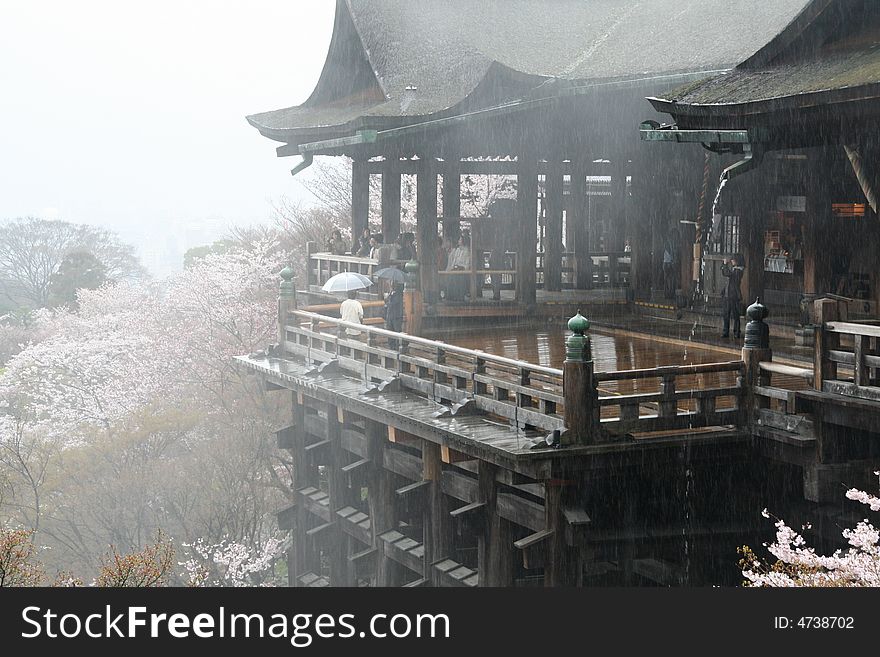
[513,528,554,550]
[440,470,479,503]
[348,547,377,579]
[594,361,743,382]
[449,500,487,519]
[382,446,424,481]
[601,408,742,434]
[441,444,471,465]
[823,380,880,403]
[379,531,425,574]
[755,408,815,438]
[305,521,336,540]
[395,479,431,497]
[388,426,422,447]
[298,488,332,523]
[497,491,545,532]
[341,428,366,457]
[826,321,880,338]
[598,386,742,406]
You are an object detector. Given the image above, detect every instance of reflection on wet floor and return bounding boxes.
[444,325,808,403]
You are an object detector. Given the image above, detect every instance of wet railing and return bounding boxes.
[819,320,880,401]
[283,310,567,433]
[595,361,745,434]
[306,248,630,303]
[279,309,750,440]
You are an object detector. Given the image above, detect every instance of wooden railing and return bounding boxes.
[818,320,880,401]
[307,251,381,292]
[283,310,567,433]
[278,309,750,440]
[594,361,745,435]
[307,249,630,304]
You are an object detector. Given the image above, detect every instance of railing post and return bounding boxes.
[278,265,296,349]
[742,298,772,429]
[306,241,317,288]
[813,298,840,391]
[562,310,598,445]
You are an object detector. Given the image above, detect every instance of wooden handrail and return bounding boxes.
[311,252,379,265]
[758,361,814,381]
[825,321,880,338]
[594,360,743,382]
[289,309,563,378]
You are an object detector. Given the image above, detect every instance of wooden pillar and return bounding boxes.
[423,442,451,585]
[442,164,461,240]
[291,393,319,584]
[813,298,840,391]
[562,313,598,445]
[517,150,539,304]
[608,159,627,287]
[544,161,564,292]
[382,162,401,244]
[352,158,370,243]
[326,404,352,586]
[365,419,404,586]
[570,159,592,289]
[544,481,577,586]
[417,158,439,304]
[477,462,514,586]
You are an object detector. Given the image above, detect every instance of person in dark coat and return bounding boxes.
[384,282,405,348]
[720,254,744,338]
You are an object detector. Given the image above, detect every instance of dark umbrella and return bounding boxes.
[373,266,407,284]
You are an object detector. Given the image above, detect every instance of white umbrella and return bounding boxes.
[321,271,373,293]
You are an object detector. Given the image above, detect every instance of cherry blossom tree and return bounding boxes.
[0,239,292,579]
[741,471,880,587]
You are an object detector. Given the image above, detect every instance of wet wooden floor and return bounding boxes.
[444,325,808,402]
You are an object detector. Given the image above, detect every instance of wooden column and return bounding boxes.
[326,404,352,586]
[442,164,461,240]
[423,442,451,585]
[382,162,401,243]
[417,158,439,303]
[365,419,404,586]
[477,462,514,586]
[544,481,577,586]
[352,158,370,242]
[544,161,564,292]
[517,150,539,304]
[608,159,627,287]
[291,393,319,584]
[570,159,592,289]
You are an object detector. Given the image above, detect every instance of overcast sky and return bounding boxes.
[0,1,336,275]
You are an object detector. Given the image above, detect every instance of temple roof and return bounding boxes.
[650,0,880,120]
[247,0,812,145]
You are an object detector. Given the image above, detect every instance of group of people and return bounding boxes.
[348,227,416,265]
[331,226,409,348]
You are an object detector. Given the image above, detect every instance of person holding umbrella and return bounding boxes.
[384,282,404,348]
[340,289,364,337]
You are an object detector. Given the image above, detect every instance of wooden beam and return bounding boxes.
[517,150,538,305]
[514,528,554,550]
[381,163,401,243]
[441,444,470,464]
[305,521,337,540]
[544,161,564,292]
[388,425,422,447]
[352,158,370,242]
[349,547,377,579]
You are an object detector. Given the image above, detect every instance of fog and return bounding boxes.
[0,1,335,276]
